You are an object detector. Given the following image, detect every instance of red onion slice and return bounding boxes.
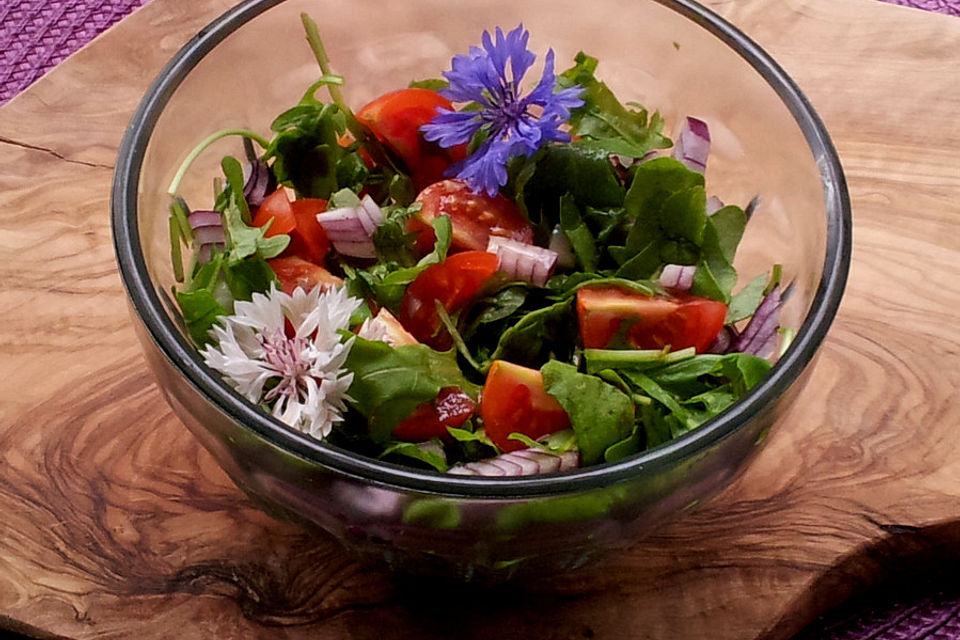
[193,226,226,246]
[316,199,383,259]
[672,116,710,173]
[732,285,782,359]
[486,236,558,287]
[187,209,224,265]
[242,159,274,208]
[188,210,222,229]
[708,325,740,354]
[448,447,581,477]
[706,195,724,215]
[659,264,696,291]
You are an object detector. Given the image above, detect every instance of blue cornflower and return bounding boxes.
[421,25,584,197]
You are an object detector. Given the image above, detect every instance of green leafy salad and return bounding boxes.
[167,17,788,477]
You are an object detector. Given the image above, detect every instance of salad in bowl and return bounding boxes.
[166,17,786,479]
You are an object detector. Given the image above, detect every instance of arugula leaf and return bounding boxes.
[507,429,578,454]
[583,346,696,374]
[175,289,228,346]
[472,284,530,325]
[541,361,635,465]
[623,157,705,219]
[222,196,289,262]
[603,427,642,462]
[559,194,599,271]
[726,273,768,323]
[344,338,479,442]
[408,78,449,91]
[447,426,498,449]
[220,155,251,221]
[380,439,448,472]
[175,253,231,345]
[221,256,279,301]
[371,201,422,267]
[264,100,368,199]
[518,144,624,226]
[558,52,671,158]
[548,274,657,299]
[621,370,698,426]
[485,298,576,369]
[691,205,746,303]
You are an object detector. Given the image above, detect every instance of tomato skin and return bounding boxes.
[252,189,331,264]
[268,256,342,295]
[252,188,296,236]
[411,179,534,254]
[392,387,476,441]
[289,198,331,263]
[399,251,500,349]
[480,361,571,453]
[577,286,727,353]
[356,89,467,191]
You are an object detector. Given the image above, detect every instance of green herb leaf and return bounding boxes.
[559,194,599,271]
[344,338,479,442]
[691,205,746,303]
[486,298,576,370]
[558,52,671,158]
[519,145,624,226]
[541,360,635,465]
[380,439,448,472]
[726,273,768,323]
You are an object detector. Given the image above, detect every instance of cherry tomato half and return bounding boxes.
[392,387,476,441]
[577,285,727,353]
[480,360,571,453]
[356,88,467,191]
[410,179,534,254]
[268,256,342,295]
[252,189,331,264]
[399,250,500,349]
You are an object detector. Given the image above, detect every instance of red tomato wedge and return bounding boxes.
[399,251,499,349]
[577,285,727,353]
[252,189,331,264]
[480,361,571,453]
[392,387,476,441]
[410,179,534,254]
[268,256,342,295]
[356,88,467,191]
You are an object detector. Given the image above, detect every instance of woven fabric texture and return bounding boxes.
[0,0,149,104]
[880,0,960,15]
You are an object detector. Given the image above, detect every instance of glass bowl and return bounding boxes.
[111,0,850,580]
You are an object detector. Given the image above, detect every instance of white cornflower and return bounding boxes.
[201,285,363,440]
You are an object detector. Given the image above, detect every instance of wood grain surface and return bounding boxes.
[1,0,959,638]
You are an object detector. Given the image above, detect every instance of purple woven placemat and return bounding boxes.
[0,0,149,104]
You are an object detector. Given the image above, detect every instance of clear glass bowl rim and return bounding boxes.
[111,0,852,499]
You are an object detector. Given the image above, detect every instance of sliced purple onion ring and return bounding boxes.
[706,195,725,215]
[316,195,384,259]
[187,209,224,265]
[672,116,710,173]
[448,448,580,477]
[732,285,782,358]
[242,159,275,208]
[486,236,558,287]
[708,325,740,354]
[659,264,696,291]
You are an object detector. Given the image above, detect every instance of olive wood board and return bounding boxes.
[1,0,959,638]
